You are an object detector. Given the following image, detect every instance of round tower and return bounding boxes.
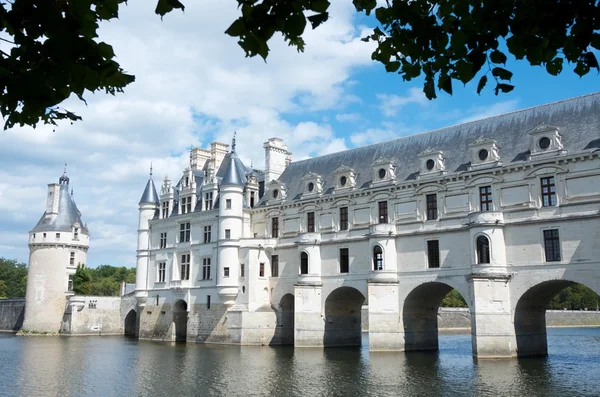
[217,139,246,305]
[22,168,90,333]
[135,166,159,303]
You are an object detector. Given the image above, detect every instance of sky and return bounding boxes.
[1,0,598,268]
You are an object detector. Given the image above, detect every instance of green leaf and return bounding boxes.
[155,0,185,18]
[307,12,329,29]
[310,0,330,13]
[494,83,514,95]
[353,0,377,15]
[490,50,507,65]
[385,61,400,73]
[438,74,452,95]
[574,61,590,77]
[476,75,487,94]
[545,58,563,76]
[491,67,513,81]
[225,19,245,37]
[287,12,307,37]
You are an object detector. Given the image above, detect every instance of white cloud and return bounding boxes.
[377,87,428,117]
[335,113,362,123]
[0,0,375,267]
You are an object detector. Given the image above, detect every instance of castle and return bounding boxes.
[22,93,600,358]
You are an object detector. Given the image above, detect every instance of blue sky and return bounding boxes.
[0,0,598,268]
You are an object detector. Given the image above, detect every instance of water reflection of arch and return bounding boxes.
[270,293,295,346]
[512,274,600,357]
[172,299,188,343]
[402,280,471,352]
[323,286,366,347]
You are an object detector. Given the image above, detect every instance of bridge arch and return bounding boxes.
[324,286,366,347]
[172,299,188,343]
[402,281,470,352]
[513,278,600,357]
[124,309,137,338]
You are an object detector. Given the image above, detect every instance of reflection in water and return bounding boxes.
[0,328,599,397]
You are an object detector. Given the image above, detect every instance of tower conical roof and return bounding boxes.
[31,183,88,234]
[139,178,159,205]
[221,151,247,186]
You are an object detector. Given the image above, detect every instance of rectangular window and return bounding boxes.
[240,263,245,278]
[378,201,388,224]
[225,229,231,239]
[224,267,230,277]
[56,233,60,239]
[541,176,557,207]
[69,252,75,266]
[161,201,169,218]
[158,262,166,283]
[226,199,232,209]
[203,226,211,243]
[205,192,213,211]
[339,248,349,273]
[179,222,191,243]
[68,275,73,292]
[307,212,315,233]
[339,207,348,231]
[160,232,167,249]
[543,229,561,262]
[426,194,437,220]
[479,186,493,212]
[180,254,190,280]
[259,263,265,277]
[43,233,46,238]
[73,228,79,240]
[181,197,191,214]
[250,191,255,207]
[202,258,211,280]
[427,240,440,268]
[272,217,279,238]
[207,295,211,310]
[271,255,279,277]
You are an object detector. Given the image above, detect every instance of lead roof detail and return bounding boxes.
[32,183,89,234]
[276,93,600,202]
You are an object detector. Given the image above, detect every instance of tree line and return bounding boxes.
[0,257,135,298]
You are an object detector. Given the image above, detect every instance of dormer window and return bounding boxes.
[469,137,501,170]
[266,180,287,203]
[301,172,324,197]
[273,189,279,199]
[418,148,445,178]
[378,169,386,178]
[371,157,396,187]
[528,123,565,160]
[333,166,356,191]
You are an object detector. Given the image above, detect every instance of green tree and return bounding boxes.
[0,257,28,297]
[3,0,600,130]
[0,280,7,298]
[548,285,600,311]
[441,289,468,308]
[72,264,92,295]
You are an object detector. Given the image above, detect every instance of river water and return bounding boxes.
[0,328,599,397]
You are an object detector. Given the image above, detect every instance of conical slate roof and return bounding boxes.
[220,152,247,186]
[31,184,89,234]
[139,178,159,205]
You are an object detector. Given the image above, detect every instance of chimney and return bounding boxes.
[264,137,292,184]
[45,183,60,215]
[191,147,211,170]
[210,141,229,171]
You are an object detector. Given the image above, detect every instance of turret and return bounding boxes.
[22,167,90,333]
[135,166,159,301]
[217,136,246,305]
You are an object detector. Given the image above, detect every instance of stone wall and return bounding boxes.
[0,299,25,331]
[62,296,124,335]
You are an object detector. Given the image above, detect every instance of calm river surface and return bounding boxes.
[1,328,599,397]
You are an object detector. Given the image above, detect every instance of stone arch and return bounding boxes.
[324,287,366,347]
[271,293,295,346]
[300,251,309,274]
[513,278,600,357]
[172,299,188,343]
[372,244,384,270]
[124,309,137,338]
[475,235,490,264]
[402,281,470,352]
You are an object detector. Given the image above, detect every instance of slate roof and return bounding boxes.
[277,93,600,202]
[220,152,247,186]
[139,178,159,205]
[32,184,89,234]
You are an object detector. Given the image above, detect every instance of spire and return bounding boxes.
[150,162,153,177]
[221,151,247,186]
[139,166,159,205]
[59,163,70,185]
[231,131,237,153]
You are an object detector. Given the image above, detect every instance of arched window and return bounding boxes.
[373,245,383,270]
[300,252,309,275]
[476,236,490,264]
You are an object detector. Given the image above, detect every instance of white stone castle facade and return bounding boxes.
[133,93,600,358]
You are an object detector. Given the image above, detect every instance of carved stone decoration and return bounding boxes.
[468,137,502,170]
[265,179,287,203]
[301,172,324,198]
[371,157,397,187]
[333,165,357,191]
[527,123,565,160]
[417,147,446,178]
